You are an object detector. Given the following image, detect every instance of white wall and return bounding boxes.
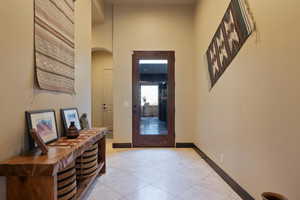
[0,0,92,199]
[113,4,196,143]
[194,0,300,199]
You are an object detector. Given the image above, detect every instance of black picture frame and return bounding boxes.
[60,108,82,134]
[25,109,59,149]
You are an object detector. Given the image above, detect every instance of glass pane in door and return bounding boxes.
[139,60,168,135]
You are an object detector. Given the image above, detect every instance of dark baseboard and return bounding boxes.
[192,145,255,200]
[176,143,195,148]
[112,143,132,148]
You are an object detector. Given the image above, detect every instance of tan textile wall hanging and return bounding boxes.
[205,0,255,89]
[34,0,75,94]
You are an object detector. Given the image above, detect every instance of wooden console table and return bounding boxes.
[0,128,107,200]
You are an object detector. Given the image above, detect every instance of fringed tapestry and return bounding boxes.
[206,0,255,88]
[34,0,75,94]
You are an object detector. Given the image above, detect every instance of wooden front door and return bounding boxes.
[132,51,175,147]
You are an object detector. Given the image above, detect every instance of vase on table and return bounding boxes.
[67,121,80,139]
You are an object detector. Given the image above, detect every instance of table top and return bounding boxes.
[0,128,107,176]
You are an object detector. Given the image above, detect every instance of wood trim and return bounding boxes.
[112,143,132,148]
[175,143,195,148]
[132,51,175,147]
[192,145,255,200]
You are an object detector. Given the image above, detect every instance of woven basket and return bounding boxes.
[57,162,77,200]
[76,143,99,180]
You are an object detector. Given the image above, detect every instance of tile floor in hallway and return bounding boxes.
[84,140,242,200]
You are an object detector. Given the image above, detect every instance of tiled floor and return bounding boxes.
[140,117,168,135]
[84,140,241,200]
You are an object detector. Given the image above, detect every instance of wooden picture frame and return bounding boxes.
[61,108,82,134]
[30,129,49,154]
[26,109,59,149]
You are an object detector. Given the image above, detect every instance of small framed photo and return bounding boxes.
[26,110,59,148]
[61,108,82,132]
[30,129,49,154]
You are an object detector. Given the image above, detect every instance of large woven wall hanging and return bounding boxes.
[34,0,75,94]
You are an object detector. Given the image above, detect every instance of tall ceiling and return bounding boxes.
[105,0,196,5]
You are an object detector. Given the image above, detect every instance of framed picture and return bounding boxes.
[26,109,59,148]
[61,108,82,132]
[30,129,49,154]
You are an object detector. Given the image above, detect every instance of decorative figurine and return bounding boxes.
[67,121,80,139]
[80,113,90,129]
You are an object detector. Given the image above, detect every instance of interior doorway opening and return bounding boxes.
[92,50,114,138]
[132,51,175,147]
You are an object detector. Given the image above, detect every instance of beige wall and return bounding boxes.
[194,0,300,199]
[92,4,113,52]
[113,5,196,143]
[92,51,113,127]
[75,0,93,124]
[92,0,105,25]
[0,0,92,199]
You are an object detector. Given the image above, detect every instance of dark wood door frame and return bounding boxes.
[132,51,175,147]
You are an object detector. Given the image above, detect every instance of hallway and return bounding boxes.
[84,141,241,200]
[0,0,299,199]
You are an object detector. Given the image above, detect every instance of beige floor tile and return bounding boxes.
[150,175,195,196]
[123,185,179,200]
[198,174,234,196]
[85,184,122,200]
[180,186,228,200]
[83,140,241,200]
[104,175,150,196]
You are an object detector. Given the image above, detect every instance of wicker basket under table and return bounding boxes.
[76,143,99,181]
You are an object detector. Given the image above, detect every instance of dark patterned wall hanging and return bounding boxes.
[206,0,254,88]
[34,0,75,94]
